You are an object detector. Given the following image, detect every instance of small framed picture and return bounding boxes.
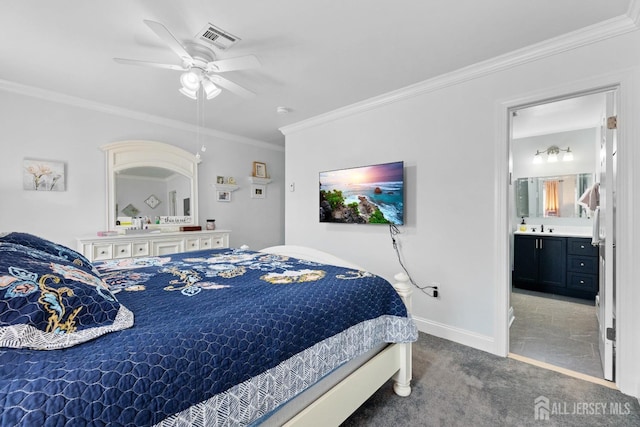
[253,161,267,178]
[23,159,66,191]
[216,176,225,184]
[251,184,266,199]
[216,190,231,202]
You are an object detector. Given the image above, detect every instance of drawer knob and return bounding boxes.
[580,280,585,284]
[580,262,584,266]
[121,249,126,253]
[580,245,585,248]
[139,248,144,252]
[100,251,106,254]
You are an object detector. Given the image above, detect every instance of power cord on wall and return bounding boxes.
[389,224,439,298]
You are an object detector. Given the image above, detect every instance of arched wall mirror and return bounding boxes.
[102,140,199,230]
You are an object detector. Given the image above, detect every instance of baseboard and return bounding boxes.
[412,316,497,355]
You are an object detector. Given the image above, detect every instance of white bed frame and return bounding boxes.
[259,246,413,426]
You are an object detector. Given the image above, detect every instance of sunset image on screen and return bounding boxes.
[319,161,404,225]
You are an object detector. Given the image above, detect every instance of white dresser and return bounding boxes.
[77,230,230,262]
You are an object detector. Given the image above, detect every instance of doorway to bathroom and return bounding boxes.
[507,88,617,381]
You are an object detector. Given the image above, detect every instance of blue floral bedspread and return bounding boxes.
[0,248,417,426]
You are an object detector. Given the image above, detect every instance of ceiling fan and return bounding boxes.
[114,20,260,100]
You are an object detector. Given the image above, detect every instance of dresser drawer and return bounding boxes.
[92,244,113,261]
[199,236,214,250]
[567,238,598,257]
[211,236,227,248]
[132,241,150,257]
[113,242,132,259]
[567,272,597,292]
[567,255,598,274]
[185,237,201,251]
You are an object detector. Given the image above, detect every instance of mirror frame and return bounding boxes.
[102,140,199,230]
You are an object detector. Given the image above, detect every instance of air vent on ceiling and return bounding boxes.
[196,23,240,50]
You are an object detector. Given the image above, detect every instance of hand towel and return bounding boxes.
[591,207,601,246]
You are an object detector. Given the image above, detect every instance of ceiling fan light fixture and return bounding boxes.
[202,79,222,99]
[179,86,198,100]
[180,71,201,91]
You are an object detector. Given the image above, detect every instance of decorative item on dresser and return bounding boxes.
[76,230,230,262]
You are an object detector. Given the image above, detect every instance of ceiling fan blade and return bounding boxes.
[208,75,256,99]
[143,19,193,63]
[114,58,186,71]
[207,55,261,73]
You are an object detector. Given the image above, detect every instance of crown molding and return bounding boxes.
[0,79,283,152]
[281,10,639,136]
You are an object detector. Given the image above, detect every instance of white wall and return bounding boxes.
[283,29,640,396]
[0,90,285,250]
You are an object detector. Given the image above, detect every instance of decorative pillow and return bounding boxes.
[0,237,134,350]
[0,232,96,274]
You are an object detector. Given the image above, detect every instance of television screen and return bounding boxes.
[319,161,404,225]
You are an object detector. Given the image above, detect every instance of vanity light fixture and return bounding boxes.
[533,146,573,164]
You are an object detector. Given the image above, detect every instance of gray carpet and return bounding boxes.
[342,333,640,426]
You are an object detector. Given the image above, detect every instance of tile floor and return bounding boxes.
[509,288,603,379]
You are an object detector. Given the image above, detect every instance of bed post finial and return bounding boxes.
[392,272,412,313]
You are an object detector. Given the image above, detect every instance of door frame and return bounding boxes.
[494,71,634,392]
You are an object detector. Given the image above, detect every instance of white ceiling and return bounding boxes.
[0,1,632,146]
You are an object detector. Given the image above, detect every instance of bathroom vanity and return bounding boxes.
[513,232,598,300]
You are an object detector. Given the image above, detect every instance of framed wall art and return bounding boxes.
[251,184,266,199]
[216,190,231,202]
[252,161,267,178]
[23,159,66,191]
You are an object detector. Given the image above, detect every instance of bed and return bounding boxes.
[0,233,417,426]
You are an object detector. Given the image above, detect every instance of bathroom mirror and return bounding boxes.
[515,173,593,219]
[102,140,199,230]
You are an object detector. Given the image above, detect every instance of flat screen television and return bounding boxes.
[319,161,404,225]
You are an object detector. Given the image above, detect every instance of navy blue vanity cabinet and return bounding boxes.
[566,237,598,299]
[513,235,566,292]
[512,235,538,287]
[513,234,598,300]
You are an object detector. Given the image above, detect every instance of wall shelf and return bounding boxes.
[248,176,272,185]
[212,183,239,192]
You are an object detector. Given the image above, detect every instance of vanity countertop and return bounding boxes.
[514,228,592,238]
